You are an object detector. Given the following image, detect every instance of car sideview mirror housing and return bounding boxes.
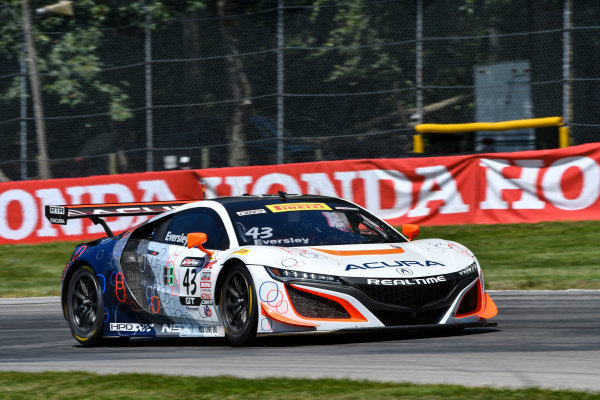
[186,232,214,256]
[402,224,420,241]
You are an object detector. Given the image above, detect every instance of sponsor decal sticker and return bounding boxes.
[266,202,332,213]
[165,231,187,245]
[459,264,478,276]
[180,296,202,306]
[163,265,175,286]
[49,206,65,214]
[346,260,445,271]
[237,209,267,216]
[109,323,154,332]
[335,206,359,211]
[180,257,204,267]
[161,324,193,334]
[255,237,309,245]
[366,276,447,285]
[203,305,213,317]
[233,249,251,255]
[196,325,219,334]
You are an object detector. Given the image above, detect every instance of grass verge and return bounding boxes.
[1,220,599,297]
[0,241,78,297]
[0,372,598,400]
[420,221,600,290]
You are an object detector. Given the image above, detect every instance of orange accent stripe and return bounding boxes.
[313,248,405,256]
[288,285,368,322]
[66,200,199,209]
[480,293,498,319]
[260,303,319,327]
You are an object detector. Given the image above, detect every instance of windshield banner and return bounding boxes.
[2,143,600,243]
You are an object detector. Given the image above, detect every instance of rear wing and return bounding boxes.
[44,200,199,237]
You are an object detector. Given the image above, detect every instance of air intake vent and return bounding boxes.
[287,285,350,319]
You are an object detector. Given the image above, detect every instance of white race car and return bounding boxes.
[46,193,497,346]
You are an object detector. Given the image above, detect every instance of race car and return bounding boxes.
[45,193,497,346]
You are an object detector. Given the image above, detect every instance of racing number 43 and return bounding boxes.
[182,268,197,296]
[245,227,273,240]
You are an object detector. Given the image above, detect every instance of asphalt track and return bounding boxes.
[1,290,599,392]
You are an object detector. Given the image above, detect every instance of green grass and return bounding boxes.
[420,221,600,290]
[0,372,598,399]
[0,241,78,298]
[1,220,599,298]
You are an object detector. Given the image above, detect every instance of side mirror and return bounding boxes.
[186,232,214,256]
[401,224,420,241]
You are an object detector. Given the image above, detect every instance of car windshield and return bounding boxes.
[226,199,405,247]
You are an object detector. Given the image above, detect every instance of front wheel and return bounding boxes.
[66,266,104,346]
[219,264,258,346]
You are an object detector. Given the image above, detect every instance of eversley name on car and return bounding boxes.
[165,231,187,245]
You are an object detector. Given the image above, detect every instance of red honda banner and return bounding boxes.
[2,143,599,244]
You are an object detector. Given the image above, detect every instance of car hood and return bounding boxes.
[233,238,477,278]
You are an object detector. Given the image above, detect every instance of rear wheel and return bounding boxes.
[66,266,104,346]
[219,264,257,346]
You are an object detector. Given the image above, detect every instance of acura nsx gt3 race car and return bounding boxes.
[46,193,497,346]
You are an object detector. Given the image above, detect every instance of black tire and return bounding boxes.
[219,264,258,346]
[66,266,105,346]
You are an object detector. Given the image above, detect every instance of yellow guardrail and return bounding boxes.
[413,117,569,153]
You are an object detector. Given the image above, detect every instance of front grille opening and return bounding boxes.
[286,285,351,319]
[353,280,454,308]
[373,309,446,326]
[456,281,481,317]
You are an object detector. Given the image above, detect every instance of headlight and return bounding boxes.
[457,262,478,277]
[265,267,342,284]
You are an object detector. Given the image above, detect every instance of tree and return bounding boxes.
[0,0,134,178]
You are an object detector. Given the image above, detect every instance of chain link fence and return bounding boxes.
[0,0,599,181]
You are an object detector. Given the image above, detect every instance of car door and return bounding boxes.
[155,207,230,324]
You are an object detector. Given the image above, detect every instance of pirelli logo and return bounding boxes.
[266,202,332,213]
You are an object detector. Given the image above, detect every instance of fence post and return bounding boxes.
[414,0,423,153]
[144,1,153,171]
[20,32,28,180]
[276,0,284,164]
[562,0,572,138]
[416,0,423,126]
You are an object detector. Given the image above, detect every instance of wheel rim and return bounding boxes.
[223,271,250,335]
[70,273,98,333]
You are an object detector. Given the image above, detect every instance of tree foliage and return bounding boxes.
[0,0,578,177]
